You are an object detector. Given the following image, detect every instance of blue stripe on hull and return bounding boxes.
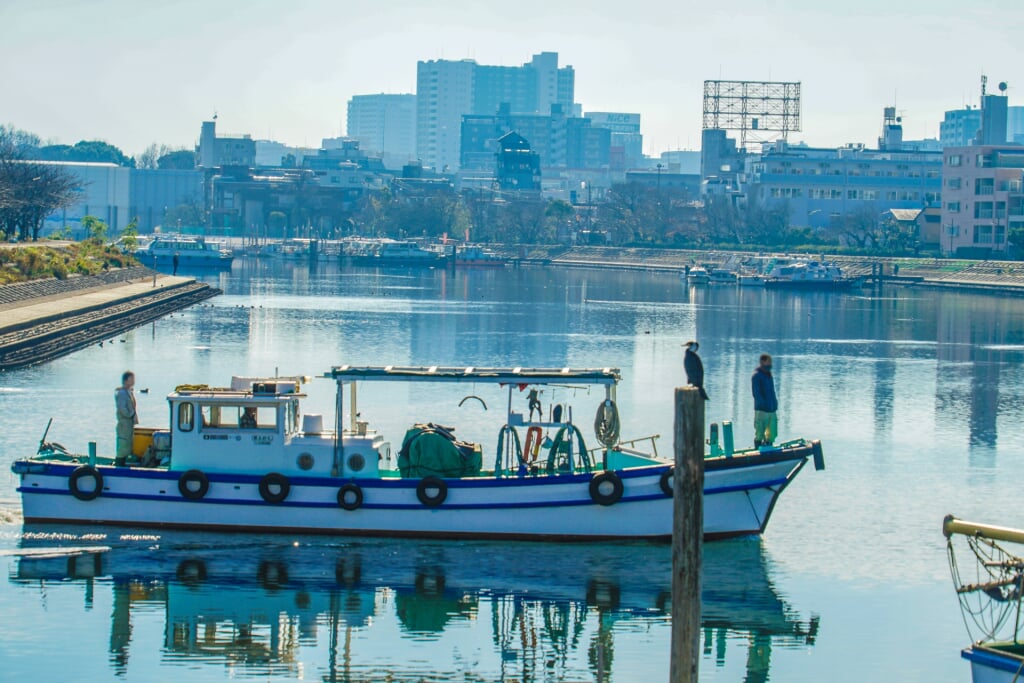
[962,646,1024,675]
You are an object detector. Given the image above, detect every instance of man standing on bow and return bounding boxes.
[751,354,778,448]
[115,370,139,465]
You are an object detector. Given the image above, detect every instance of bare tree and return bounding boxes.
[0,141,80,241]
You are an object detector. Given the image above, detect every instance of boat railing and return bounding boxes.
[588,434,661,459]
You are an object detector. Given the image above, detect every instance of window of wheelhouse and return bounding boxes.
[178,402,195,432]
[200,403,278,430]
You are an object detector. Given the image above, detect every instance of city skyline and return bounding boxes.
[1,0,1022,157]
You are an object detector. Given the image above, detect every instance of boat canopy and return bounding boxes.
[326,365,620,386]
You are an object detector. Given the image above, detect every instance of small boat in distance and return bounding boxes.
[738,273,767,287]
[686,266,711,284]
[135,235,233,269]
[345,239,443,267]
[454,244,507,267]
[11,365,825,542]
[943,516,1024,682]
[764,260,855,291]
[708,268,738,284]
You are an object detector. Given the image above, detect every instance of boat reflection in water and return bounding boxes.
[11,528,818,682]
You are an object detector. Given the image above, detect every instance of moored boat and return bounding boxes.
[943,516,1024,682]
[764,260,855,291]
[12,366,825,541]
[454,244,507,267]
[708,268,738,284]
[345,239,444,267]
[686,267,711,284]
[136,235,233,269]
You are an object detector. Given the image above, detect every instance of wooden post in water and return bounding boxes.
[670,386,704,683]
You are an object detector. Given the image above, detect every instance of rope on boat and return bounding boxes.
[546,425,592,474]
[593,399,620,448]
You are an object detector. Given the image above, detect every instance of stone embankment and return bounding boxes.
[0,268,220,370]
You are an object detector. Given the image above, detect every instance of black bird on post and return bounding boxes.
[683,341,709,400]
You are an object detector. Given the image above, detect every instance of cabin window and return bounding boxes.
[178,403,195,432]
[200,404,278,430]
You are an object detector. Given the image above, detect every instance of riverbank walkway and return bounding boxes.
[0,268,220,370]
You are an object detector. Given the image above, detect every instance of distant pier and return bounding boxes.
[0,267,220,370]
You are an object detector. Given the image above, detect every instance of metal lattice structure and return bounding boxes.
[702,80,802,149]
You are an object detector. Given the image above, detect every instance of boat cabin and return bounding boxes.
[165,377,387,478]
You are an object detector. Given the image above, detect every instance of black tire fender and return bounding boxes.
[416,476,447,507]
[337,482,363,511]
[69,465,103,501]
[258,472,290,504]
[659,467,675,497]
[177,469,210,500]
[589,471,624,506]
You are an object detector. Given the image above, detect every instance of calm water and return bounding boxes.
[1,260,1022,682]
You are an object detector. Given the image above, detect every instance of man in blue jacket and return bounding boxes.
[751,354,778,447]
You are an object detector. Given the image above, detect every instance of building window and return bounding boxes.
[863,190,877,200]
[996,226,1006,243]
[975,178,994,195]
[946,201,960,213]
[947,177,961,189]
[848,189,859,200]
[974,202,994,219]
[947,155,962,166]
[973,225,993,244]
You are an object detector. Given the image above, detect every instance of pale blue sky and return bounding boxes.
[1,0,1021,156]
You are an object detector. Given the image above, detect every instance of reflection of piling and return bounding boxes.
[670,386,704,682]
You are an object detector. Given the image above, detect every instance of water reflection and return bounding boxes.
[11,529,816,682]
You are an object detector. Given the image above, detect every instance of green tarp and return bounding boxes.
[397,423,482,478]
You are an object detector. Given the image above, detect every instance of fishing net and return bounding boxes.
[947,532,1024,644]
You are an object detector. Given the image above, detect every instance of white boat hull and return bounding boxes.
[15,451,812,541]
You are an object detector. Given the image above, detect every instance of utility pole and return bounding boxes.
[670,386,704,683]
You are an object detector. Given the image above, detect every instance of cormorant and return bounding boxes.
[684,341,709,400]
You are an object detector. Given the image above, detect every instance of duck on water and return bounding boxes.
[12,365,825,542]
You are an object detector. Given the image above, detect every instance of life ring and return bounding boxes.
[522,426,544,464]
[416,476,447,507]
[69,465,103,501]
[589,471,624,506]
[178,469,210,500]
[258,472,290,504]
[337,483,363,511]
[659,467,675,497]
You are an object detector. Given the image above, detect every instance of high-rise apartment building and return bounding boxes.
[585,112,643,170]
[346,93,417,168]
[416,52,576,172]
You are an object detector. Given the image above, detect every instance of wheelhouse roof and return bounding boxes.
[326,365,620,385]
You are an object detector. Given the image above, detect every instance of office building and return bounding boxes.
[586,112,643,170]
[495,132,540,193]
[940,108,983,148]
[940,145,1024,256]
[346,93,417,168]
[197,120,256,168]
[746,140,943,229]
[460,104,610,172]
[416,52,576,172]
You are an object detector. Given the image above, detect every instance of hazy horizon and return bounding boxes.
[1,0,1022,157]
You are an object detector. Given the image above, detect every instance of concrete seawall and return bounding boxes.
[0,269,220,371]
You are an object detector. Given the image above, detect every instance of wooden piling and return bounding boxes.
[670,386,704,683]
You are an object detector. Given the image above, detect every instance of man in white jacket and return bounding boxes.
[115,370,138,465]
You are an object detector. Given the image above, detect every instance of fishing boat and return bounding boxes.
[135,235,233,269]
[686,267,711,284]
[345,239,443,267]
[708,268,738,284]
[944,516,1024,682]
[11,366,825,541]
[764,260,855,291]
[454,244,507,268]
